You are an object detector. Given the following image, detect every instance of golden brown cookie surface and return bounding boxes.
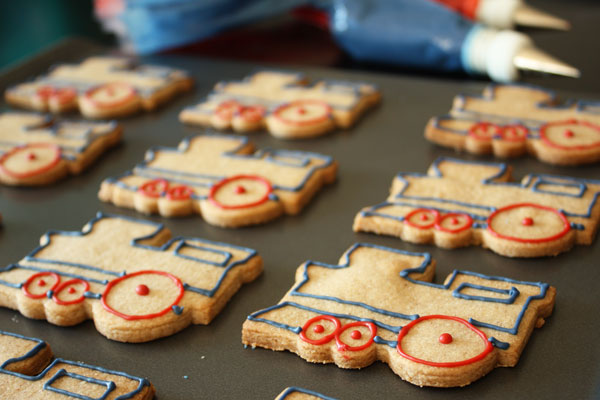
[99,133,337,227]
[353,157,600,257]
[0,212,262,342]
[243,243,555,387]
[425,84,600,165]
[0,330,154,399]
[5,57,192,119]
[180,71,380,139]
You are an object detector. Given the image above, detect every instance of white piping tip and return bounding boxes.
[514,46,580,78]
[514,4,571,31]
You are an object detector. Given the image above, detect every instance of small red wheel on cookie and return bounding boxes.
[35,86,77,106]
[52,279,89,305]
[215,100,244,121]
[0,143,62,179]
[272,100,333,127]
[335,321,377,352]
[396,315,494,367]
[101,270,184,321]
[83,82,137,109]
[166,185,194,201]
[404,208,440,230]
[468,122,502,142]
[500,124,528,142]
[435,213,473,233]
[138,179,169,198]
[22,271,61,299]
[299,315,342,345]
[208,175,272,210]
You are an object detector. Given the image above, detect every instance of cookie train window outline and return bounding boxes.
[248,243,548,350]
[0,212,258,300]
[104,132,334,200]
[278,386,338,400]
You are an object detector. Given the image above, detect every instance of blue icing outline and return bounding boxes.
[104,132,333,196]
[0,330,149,399]
[44,369,116,400]
[0,212,259,299]
[431,114,541,138]
[247,243,551,350]
[279,387,337,400]
[359,157,600,229]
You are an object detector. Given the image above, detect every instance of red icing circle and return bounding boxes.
[215,100,243,120]
[487,203,570,244]
[208,175,272,210]
[500,124,528,142]
[397,315,493,368]
[138,179,169,198]
[468,122,501,142]
[0,143,62,179]
[434,213,473,234]
[135,284,150,296]
[335,321,377,352]
[539,119,600,150]
[52,279,89,305]
[84,82,137,109]
[36,86,77,105]
[101,270,184,321]
[300,315,341,346]
[239,105,266,122]
[273,100,332,126]
[22,272,61,299]
[439,333,453,344]
[166,185,194,201]
[404,209,440,230]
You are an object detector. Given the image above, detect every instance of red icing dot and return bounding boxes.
[298,107,307,115]
[67,287,76,294]
[439,333,453,344]
[27,152,37,161]
[135,284,150,296]
[521,217,534,226]
[37,279,46,287]
[564,129,575,138]
[419,214,429,221]
[313,324,324,333]
[350,330,362,340]
[450,217,459,225]
[234,185,246,194]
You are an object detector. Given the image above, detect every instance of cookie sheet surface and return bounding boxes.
[0,38,598,399]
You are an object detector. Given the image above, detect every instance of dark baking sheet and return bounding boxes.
[1,19,600,400]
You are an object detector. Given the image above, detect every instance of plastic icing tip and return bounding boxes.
[514,47,580,78]
[514,4,570,31]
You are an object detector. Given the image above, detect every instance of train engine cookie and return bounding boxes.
[0,330,155,399]
[98,133,337,227]
[243,243,555,387]
[179,70,380,139]
[0,112,122,185]
[353,157,600,257]
[5,57,192,119]
[0,212,262,342]
[425,84,600,165]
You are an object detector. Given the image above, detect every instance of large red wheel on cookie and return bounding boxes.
[209,175,272,210]
[273,100,332,127]
[101,270,184,320]
[0,143,62,179]
[335,321,377,352]
[396,315,493,367]
[300,315,341,345]
[539,119,600,150]
[486,203,570,243]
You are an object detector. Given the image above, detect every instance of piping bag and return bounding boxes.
[328,0,579,82]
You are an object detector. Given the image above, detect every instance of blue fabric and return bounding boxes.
[328,0,474,72]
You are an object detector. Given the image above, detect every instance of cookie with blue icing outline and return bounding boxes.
[0,112,122,186]
[5,57,192,119]
[242,243,555,387]
[0,330,155,399]
[276,387,337,400]
[425,84,600,165]
[179,70,380,139]
[0,212,262,342]
[353,157,600,257]
[98,133,337,227]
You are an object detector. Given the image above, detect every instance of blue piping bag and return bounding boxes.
[328,0,579,82]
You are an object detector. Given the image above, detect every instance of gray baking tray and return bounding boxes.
[1,22,599,400]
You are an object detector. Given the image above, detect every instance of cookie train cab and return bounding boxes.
[0,330,154,399]
[425,84,600,165]
[354,157,600,257]
[0,213,262,342]
[98,133,337,227]
[242,243,555,388]
[179,70,380,138]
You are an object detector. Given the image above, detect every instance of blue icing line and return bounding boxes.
[279,387,338,400]
[172,305,183,315]
[488,337,510,350]
[453,283,520,304]
[0,331,47,369]
[373,336,398,348]
[0,212,259,299]
[174,241,232,266]
[44,369,116,400]
[432,114,540,138]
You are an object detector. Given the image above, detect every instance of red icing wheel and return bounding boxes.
[166,185,194,201]
[434,213,473,233]
[52,279,89,305]
[22,272,61,299]
[208,175,272,210]
[215,100,243,120]
[404,208,440,230]
[468,122,502,141]
[539,119,600,150]
[84,82,137,109]
[35,86,77,105]
[500,124,528,142]
[300,315,341,345]
[138,179,169,198]
[335,321,377,352]
[397,315,493,367]
[0,143,62,179]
